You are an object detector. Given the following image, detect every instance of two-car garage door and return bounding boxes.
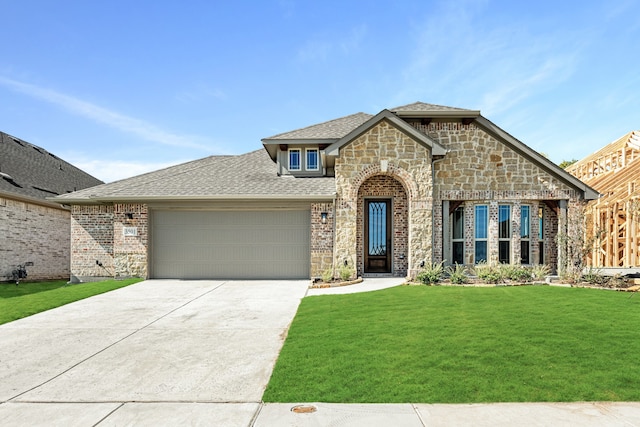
[151,210,310,279]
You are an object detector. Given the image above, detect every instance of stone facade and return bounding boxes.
[0,196,70,281]
[71,203,149,282]
[418,121,579,272]
[333,120,433,279]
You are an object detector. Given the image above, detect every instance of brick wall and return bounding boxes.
[310,202,334,278]
[71,205,114,282]
[0,196,70,281]
[113,203,148,278]
[71,203,149,282]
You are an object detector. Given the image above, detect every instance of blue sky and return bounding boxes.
[1,0,638,182]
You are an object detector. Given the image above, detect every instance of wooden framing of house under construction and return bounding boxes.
[568,131,640,267]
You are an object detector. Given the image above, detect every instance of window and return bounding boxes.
[474,205,488,263]
[306,148,319,171]
[498,205,511,263]
[289,149,301,171]
[538,206,545,264]
[451,206,465,265]
[520,205,530,264]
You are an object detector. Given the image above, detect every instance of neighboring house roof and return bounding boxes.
[54,149,336,203]
[0,131,103,206]
[567,130,640,205]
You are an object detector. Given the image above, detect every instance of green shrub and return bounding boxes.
[321,268,333,283]
[501,264,533,283]
[531,264,551,281]
[445,263,469,284]
[417,262,444,285]
[581,267,607,285]
[339,263,355,281]
[474,262,503,284]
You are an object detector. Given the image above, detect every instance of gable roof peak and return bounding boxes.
[389,101,480,117]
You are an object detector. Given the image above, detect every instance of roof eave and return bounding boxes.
[56,193,337,204]
[0,191,70,210]
[393,110,481,119]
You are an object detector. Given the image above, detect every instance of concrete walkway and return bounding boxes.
[2,278,640,426]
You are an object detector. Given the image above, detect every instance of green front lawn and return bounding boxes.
[264,285,640,403]
[0,278,143,325]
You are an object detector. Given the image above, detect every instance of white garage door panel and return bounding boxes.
[151,210,310,279]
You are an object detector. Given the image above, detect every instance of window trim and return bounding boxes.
[474,205,488,264]
[538,205,545,264]
[498,205,511,264]
[288,148,301,171]
[451,206,465,265]
[520,205,531,265]
[305,148,319,171]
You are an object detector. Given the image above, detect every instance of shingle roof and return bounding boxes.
[263,112,373,140]
[0,131,103,201]
[54,149,336,203]
[390,101,475,112]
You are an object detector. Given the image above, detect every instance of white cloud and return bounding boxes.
[69,158,187,183]
[297,24,367,62]
[395,3,580,116]
[0,76,212,151]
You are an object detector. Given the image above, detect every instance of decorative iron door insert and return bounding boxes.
[365,199,392,273]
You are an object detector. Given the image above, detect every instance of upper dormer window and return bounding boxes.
[306,148,319,171]
[289,149,301,171]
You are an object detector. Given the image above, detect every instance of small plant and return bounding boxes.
[445,263,469,285]
[417,261,444,285]
[501,264,533,283]
[339,262,355,281]
[531,264,551,281]
[582,267,607,285]
[474,262,503,284]
[321,268,333,283]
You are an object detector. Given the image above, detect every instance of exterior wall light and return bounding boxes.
[320,212,328,224]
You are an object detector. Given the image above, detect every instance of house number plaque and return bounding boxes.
[123,227,138,237]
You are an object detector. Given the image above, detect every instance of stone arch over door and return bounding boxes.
[356,174,409,277]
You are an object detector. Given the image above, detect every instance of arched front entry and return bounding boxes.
[356,175,408,277]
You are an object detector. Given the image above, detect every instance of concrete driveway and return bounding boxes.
[0,279,309,426]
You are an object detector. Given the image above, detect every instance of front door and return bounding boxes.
[364,199,392,273]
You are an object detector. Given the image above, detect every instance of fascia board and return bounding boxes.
[474,116,600,200]
[2,191,70,210]
[394,110,481,118]
[55,193,337,204]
